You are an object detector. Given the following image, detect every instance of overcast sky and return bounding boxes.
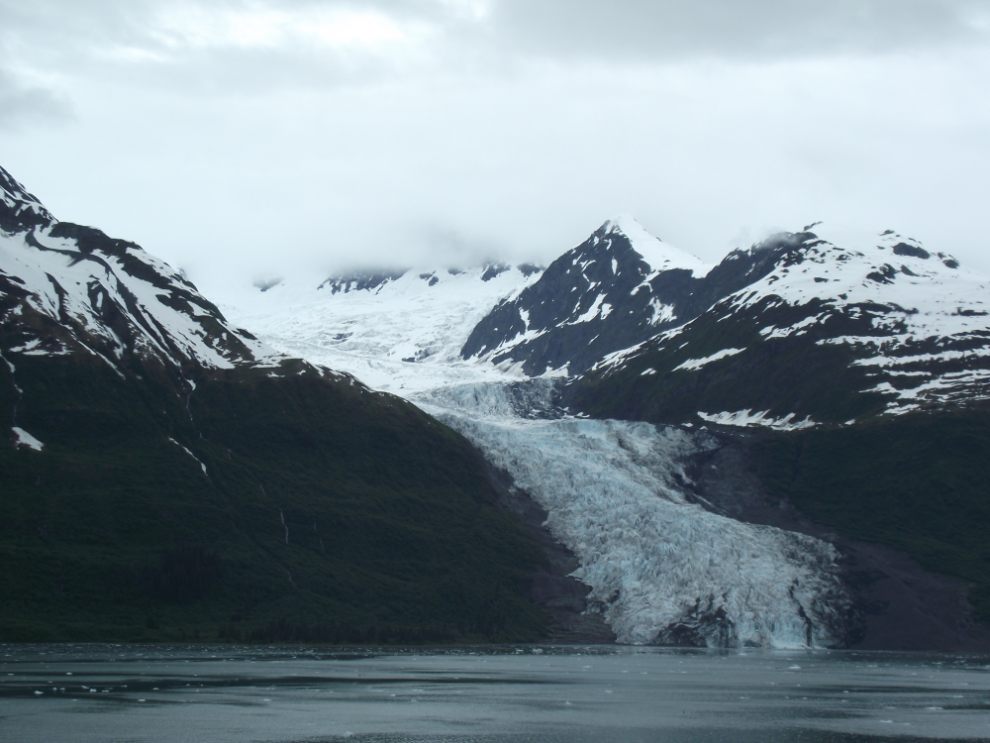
[2,0,990,290]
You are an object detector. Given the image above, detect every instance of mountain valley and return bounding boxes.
[219,215,990,650]
[3,163,990,650]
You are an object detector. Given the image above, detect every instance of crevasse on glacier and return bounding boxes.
[415,381,850,649]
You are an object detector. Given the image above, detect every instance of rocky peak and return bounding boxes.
[0,166,55,233]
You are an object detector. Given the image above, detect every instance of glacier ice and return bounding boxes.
[416,381,849,649]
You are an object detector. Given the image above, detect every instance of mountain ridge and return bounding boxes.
[6,160,989,649]
[572,225,990,426]
[213,212,990,648]
[0,164,554,643]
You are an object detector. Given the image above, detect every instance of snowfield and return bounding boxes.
[220,264,543,396]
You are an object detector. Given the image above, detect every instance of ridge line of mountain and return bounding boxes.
[1,163,565,644]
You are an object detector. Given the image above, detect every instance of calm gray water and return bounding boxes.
[1,645,988,743]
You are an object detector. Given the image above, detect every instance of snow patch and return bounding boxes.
[698,410,817,431]
[168,437,208,475]
[12,427,43,451]
[594,340,651,374]
[648,298,676,325]
[606,215,713,278]
[759,315,823,339]
[569,294,607,324]
[674,348,746,372]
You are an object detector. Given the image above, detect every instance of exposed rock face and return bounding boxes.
[461,220,842,378]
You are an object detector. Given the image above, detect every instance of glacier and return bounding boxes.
[416,381,848,648]
[222,262,852,649]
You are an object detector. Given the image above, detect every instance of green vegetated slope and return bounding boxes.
[754,407,990,621]
[0,352,547,643]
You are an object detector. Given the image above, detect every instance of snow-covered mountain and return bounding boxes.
[461,216,715,376]
[216,213,990,650]
[227,213,990,428]
[0,166,281,378]
[0,167,53,232]
[218,219,913,650]
[462,217,990,427]
[576,225,990,426]
[9,155,984,649]
[1,165,553,645]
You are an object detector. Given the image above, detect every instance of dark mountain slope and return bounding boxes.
[0,355,546,642]
[461,217,813,376]
[562,226,990,637]
[754,407,990,625]
[0,166,547,642]
[571,228,990,425]
[678,422,990,650]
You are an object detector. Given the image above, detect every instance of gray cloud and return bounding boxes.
[0,0,158,53]
[489,0,990,61]
[0,70,73,131]
[0,0,457,97]
[1,0,989,284]
[6,0,987,92]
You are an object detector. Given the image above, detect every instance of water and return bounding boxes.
[1,645,988,742]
